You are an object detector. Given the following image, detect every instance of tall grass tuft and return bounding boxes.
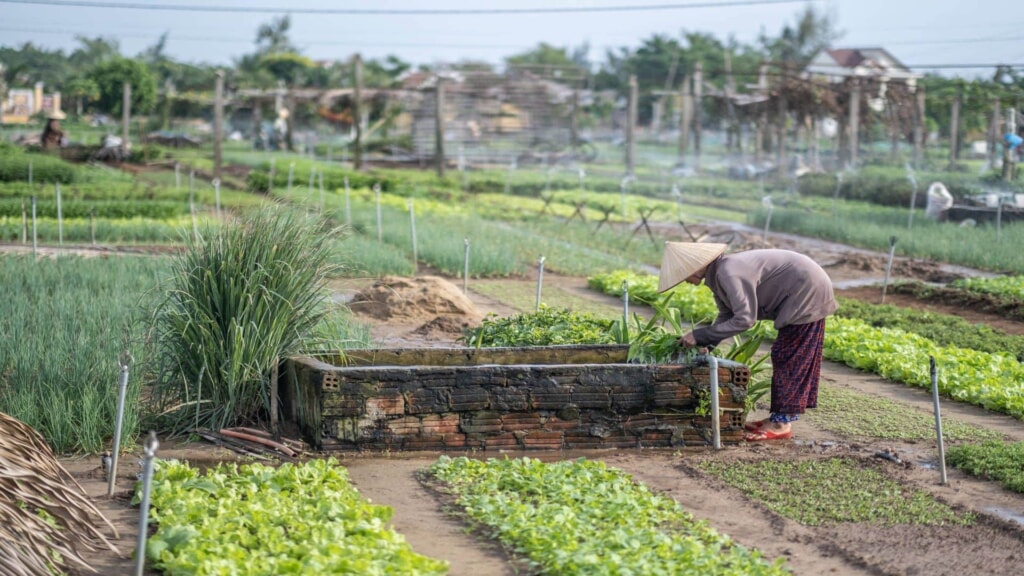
[150,205,342,433]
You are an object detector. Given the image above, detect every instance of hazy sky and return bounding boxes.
[1,0,1021,78]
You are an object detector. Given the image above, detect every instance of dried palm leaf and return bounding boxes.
[0,411,122,575]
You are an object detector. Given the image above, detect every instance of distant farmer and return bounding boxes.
[40,110,66,150]
[271,108,290,151]
[658,242,838,442]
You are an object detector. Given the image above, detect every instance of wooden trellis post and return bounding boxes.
[435,77,446,178]
[913,85,926,169]
[352,53,364,170]
[626,75,637,175]
[213,70,224,180]
[693,62,703,173]
[848,78,861,169]
[948,87,962,169]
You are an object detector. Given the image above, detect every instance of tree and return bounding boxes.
[69,36,120,70]
[760,5,841,66]
[87,58,157,115]
[63,76,99,115]
[255,15,296,55]
[506,43,589,83]
[0,43,70,88]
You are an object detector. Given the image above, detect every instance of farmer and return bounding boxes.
[40,110,67,150]
[658,242,838,442]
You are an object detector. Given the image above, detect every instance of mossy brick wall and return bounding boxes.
[279,345,749,451]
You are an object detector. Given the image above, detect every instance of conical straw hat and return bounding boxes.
[657,242,727,293]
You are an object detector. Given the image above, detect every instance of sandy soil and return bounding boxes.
[60,227,1024,575]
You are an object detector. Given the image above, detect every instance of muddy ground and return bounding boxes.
[64,224,1024,575]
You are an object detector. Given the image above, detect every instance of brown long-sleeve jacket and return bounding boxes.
[691,249,838,346]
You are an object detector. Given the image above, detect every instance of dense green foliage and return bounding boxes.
[429,456,788,575]
[951,275,1024,300]
[461,305,616,347]
[588,270,718,322]
[824,317,1024,419]
[0,147,77,184]
[142,458,448,574]
[835,297,1024,361]
[698,458,972,526]
[947,441,1024,494]
[798,166,1023,207]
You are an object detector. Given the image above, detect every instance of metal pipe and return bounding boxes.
[882,235,898,303]
[374,183,382,242]
[708,355,721,450]
[55,183,63,246]
[133,431,159,576]
[463,238,470,293]
[621,280,630,342]
[31,196,37,257]
[107,354,131,496]
[408,199,418,273]
[536,256,546,311]
[344,176,351,226]
[930,356,948,485]
[213,178,221,219]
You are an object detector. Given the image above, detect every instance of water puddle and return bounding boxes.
[984,507,1024,526]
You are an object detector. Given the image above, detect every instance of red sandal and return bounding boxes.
[743,419,768,432]
[744,428,793,442]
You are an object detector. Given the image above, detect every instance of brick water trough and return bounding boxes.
[279,345,750,451]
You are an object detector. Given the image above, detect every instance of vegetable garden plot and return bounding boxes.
[140,459,448,575]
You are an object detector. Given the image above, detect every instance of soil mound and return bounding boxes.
[349,276,483,335]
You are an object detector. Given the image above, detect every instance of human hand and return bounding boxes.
[677,331,698,348]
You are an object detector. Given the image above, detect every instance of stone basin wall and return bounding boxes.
[279,345,749,451]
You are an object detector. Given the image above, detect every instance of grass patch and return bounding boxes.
[697,457,973,526]
[806,384,1002,442]
[0,254,164,453]
[947,441,1024,494]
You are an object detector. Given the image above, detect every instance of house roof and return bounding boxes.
[806,48,919,80]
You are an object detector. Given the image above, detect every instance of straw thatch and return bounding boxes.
[0,412,121,576]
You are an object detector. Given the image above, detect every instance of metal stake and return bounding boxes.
[213,178,221,218]
[620,175,635,222]
[133,431,159,576]
[31,196,37,258]
[374,183,382,242]
[287,162,295,193]
[463,238,470,293]
[930,356,948,485]
[996,201,1003,243]
[622,280,630,322]
[882,235,898,303]
[761,196,773,247]
[28,161,33,185]
[344,176,351,226]
[907,173,918,230]
[107,353,132,497]
[174,162,180,190]
[268,158,276,194]
[535,256,546,311]
[408,199,418,273]
[318,171,325,212]
[832,172,843,214]
[708,354,721,450]
[55,183,63,246]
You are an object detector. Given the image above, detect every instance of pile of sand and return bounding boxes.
[348,276,484,336]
